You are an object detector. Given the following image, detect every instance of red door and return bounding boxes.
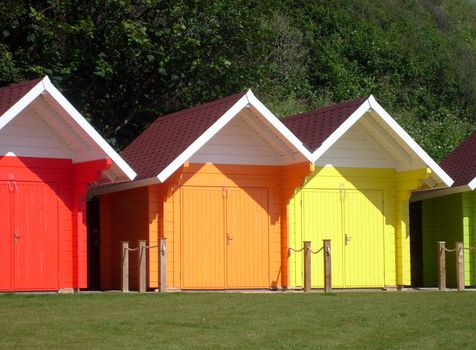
[0,181,12,291]
[1,181,59,291]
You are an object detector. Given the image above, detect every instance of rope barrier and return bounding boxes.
[126,247,139,252]
[144,244,160,249]
[310,246,324,255]
[288,247,305,254]
[288,245,325,255]
[443,248,456,252]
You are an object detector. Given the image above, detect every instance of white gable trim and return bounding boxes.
[0,76,136,181]
[468,177,476,190]
[311,99,372,162]
[156,90,313,183]
[367,96,453,187]
[311,95,453,188]
[42,77,136,180]
[245,92,313,160]
[0,81,45,131]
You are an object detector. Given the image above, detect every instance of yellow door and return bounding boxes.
[299,189,384,288]
[225,188,269,288]
[182,188,225,289]
[302,190,344,287]
[343,190,384,287]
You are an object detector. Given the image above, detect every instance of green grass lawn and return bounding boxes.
[0,292,475,349]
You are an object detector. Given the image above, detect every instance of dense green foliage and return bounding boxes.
[1,292,476,349]
[0,0,475,159]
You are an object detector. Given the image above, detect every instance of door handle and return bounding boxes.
[13,230,21,244]
[226,234,233,245]
[345,234,352,245]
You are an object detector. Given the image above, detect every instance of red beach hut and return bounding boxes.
[0,77,136,292]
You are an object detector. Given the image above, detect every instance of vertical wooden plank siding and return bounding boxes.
[462,191,475,285]
[99,194,113,289]
[225,188,269,288]
[99,187,149,290]
[343,190,384,287]
[101,163,311,290]
[0,182,12,291]
[421,194,462,287]
[395,168,431,286]
[181,187,225,289]
[281,163,315,288]
[301,190,343,287]
[13,182,59,290]
[147,185,163,289]
[472,191,476,285]
[0,156,106,291]
[289,166,430,288]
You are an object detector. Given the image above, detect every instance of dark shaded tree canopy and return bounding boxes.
[1,0,475,160]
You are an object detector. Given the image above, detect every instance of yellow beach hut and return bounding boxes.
[283,96,453,289]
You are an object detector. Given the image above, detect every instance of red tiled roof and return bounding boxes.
[0,78,43,117]
[122,92,246,180]
[283,97,368,151]
[440,130,476,187]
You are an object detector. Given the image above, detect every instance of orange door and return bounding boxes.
[182,187,225,289]
[225,188,269,288]
[181,187,269,289]
[12,182,59,291]
[0,181,12,291]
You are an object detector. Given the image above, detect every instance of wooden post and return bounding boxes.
[437,241,446,291]
[138,240,146,293]
[323,239,332,293]
[159,237,167,292]
[304,241,311,292]
[456,241,464,291]
[121,241,129,292]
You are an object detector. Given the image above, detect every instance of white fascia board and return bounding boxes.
[468,177,476,190]
[157,94,250,182]
[89,176,158,196]
[410,184,470,202]
[245,91,314,162]
[0,80,45,131]
[42,76,137,181]
[311,99,371,162]
[367,95,453,188]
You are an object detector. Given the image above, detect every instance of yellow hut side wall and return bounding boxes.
[288,166,429,288]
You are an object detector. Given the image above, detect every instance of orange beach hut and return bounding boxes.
[0,77,135,292]
[95,91,315,290]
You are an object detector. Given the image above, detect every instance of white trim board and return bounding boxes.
[311,95,454,188]
[0,76,136,181]
[468,177,476,190]
[156,90,314,183]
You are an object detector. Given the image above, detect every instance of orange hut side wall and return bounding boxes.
[99,162,311,290]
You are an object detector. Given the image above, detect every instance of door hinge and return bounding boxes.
[8,180,16,193]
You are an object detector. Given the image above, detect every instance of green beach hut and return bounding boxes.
[412,130,476,287]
